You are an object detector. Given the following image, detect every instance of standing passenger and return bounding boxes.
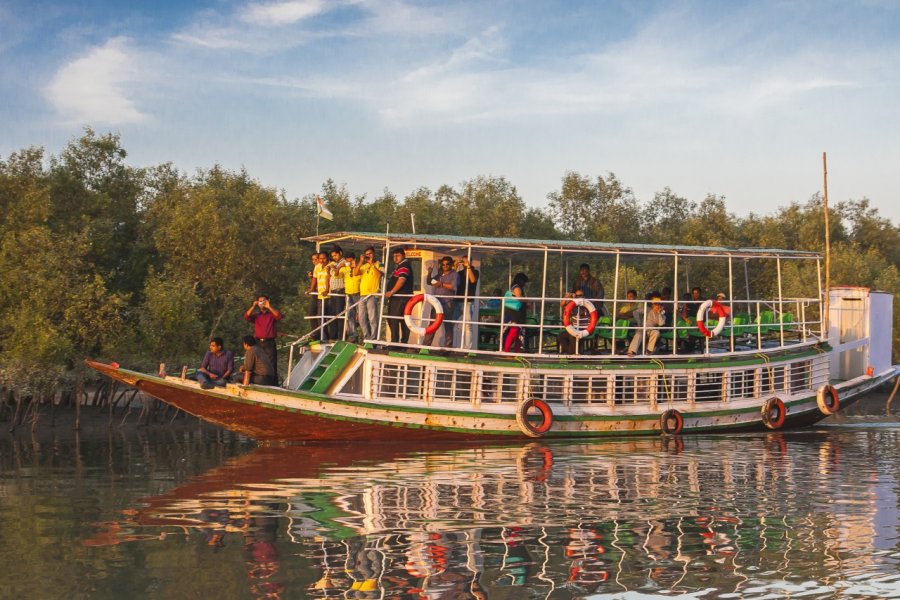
[356,246,383,340]
[325,246,347,340]
[243,294,282,379]
[423,256,457,348]
[306,252,321,340]
[313,252,330,339]
[454,256,480,349]
[502,273,529,352]
[385,247,414,345]
[343,252,362,341]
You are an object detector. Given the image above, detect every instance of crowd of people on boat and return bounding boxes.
[191,246,735,387]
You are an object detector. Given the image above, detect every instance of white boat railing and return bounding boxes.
[289,292,824,365]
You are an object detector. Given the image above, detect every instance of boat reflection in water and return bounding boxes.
[85,433,900,599]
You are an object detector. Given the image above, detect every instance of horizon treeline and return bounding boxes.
[1,130,897,395]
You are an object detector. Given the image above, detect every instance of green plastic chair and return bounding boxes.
[596,317,631,341]
[731,314,751,336]
[755,310,776,335]
[661,319,689,341]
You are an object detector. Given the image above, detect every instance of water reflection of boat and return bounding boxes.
[88,233,898,441]
[83,436,898,598]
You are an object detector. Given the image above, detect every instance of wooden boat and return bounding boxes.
[87,232,897,441]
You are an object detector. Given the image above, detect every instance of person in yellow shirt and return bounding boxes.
[313,252,329,339]
[343,252,362,341]
[355,246,383,340]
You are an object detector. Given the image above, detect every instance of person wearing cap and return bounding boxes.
[385,246,414,344]
[627,292,665,357]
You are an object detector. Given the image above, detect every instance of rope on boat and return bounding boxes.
[887,375,900,413]
[650,358,672,405]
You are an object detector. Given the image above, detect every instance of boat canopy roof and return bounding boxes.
[304,232,821,260]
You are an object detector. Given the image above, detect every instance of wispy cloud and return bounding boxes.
[45,37,148,125]
[241,0,325,27]
[171,0,462,52]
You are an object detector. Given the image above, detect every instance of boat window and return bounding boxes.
[479,372,500,404]
[501,373,522,403]
[729,369,756,399]
[433,368,474,403]
[614,374,653,405]
[789,360,812,393]
[571,375,609,406]
[695,372,724,403]
[657,375,689,404]
[530,374,567,405]
[373,363,425,400]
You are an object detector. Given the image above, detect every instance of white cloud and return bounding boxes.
[241,0,325,26]
[45,37,148,125]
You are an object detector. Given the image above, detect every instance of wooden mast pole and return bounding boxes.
[822,152,831,339]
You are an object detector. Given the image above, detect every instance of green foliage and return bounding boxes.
[0,132,897,392]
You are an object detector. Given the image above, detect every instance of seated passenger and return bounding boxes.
[627,294,665,357]
[617,289,639,324]
[239,335,276,386]
[681,286,703,352]
[196,337,234,389]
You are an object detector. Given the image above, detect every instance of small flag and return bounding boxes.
[316,195,333,221]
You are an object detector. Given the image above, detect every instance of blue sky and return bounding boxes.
[2,0,898,223]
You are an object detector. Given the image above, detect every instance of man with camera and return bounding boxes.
[354,246,383,340]
[243,294,282,380]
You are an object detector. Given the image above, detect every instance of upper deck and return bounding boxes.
[300,232,825,361]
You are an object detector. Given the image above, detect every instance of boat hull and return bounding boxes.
[85,360,897,442]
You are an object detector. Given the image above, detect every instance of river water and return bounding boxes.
[1,391,899,599]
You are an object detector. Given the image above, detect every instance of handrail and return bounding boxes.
[330,292,825,360]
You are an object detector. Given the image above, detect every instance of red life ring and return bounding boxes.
[660,409,683,435]
[563,298,599,339]
[516,399,554,437]
[816,384,839,415]
[403,293,444,336]
[761,397,786,429]
[696,300,729,337]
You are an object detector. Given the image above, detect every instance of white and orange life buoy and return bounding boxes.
[563,298,599,339]
[816,384,840,415]
[516,399,554,437]
[696,300,728,338]
[403,293,444,336]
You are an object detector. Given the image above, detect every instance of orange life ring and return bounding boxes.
[403,293,444,336]
[816,384,839,415]
[761,397,786,429]
[660,408,684,434]
[562,298,599,339]
[516,399,554,437]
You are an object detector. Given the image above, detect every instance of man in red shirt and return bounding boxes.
[244,294,283,381]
